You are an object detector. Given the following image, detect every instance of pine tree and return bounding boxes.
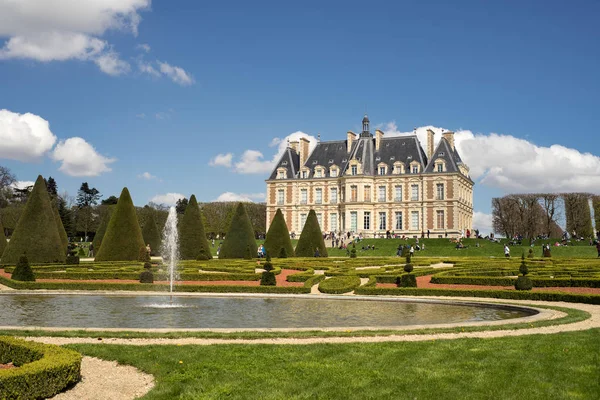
[1,176,65,264]
[94,188,146,261]
[295,210,328,257]
[264,208,294,258]
[179,195,211,260]
[52,203,68,254]
[92,206,114,253]
[141,210,161,256]
[219,203,257,259]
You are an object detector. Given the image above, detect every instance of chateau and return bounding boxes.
[266,116,474,238]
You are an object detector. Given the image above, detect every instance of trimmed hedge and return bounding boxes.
[26,271,261,281]
[354,287,600,305]
[1,176,66,264]
[264,209,295,258]
[179,195,211,260]
[219,203,257,259]
[94,188,146,261]
[0,336,81,399]
[295,210,328,257]
[431,275,600,288]
[304,274,326,288]
[318,276,361,294]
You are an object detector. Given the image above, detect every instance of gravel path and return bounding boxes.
[51,357,154,400]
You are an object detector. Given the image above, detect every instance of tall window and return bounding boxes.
[315,188,322,204]
[350,185,357,202]
[436,210,445,229]
[378,212,386,230]
[395,212,403,230]
[300,189,307,204]
[302,170,308,178]
[436,183,444,200]
[350,212,357,231]
[277,189,284,205]
[330,188,338,203]
[330,213,338,231]
[395,185,403,201]
[317,213,323,228]
[411,165,419,174]
[411,211,419,230]
[378,186,386,202]
[437,163,443,172]
[364,186,371,202]
[411,184,419,201]
[364,212,371,230]
[379,166,386,175]
[351,165,357,175]
[300,213,307,230]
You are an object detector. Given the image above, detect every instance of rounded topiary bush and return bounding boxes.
[219,203,257,259]
[295,210,327,257]
[350,243,357,258]
[396,274,417,288]
[527,248,534,259]
[139,270,154,284]
[196,248,211,261]
[263,254,274,272]
[260,271,276,286]
[404,255,413,273]
[11,255,35,282]
[515,276,533,291]
[264,209,294,258]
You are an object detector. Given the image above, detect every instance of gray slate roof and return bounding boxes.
[424,137,459,173]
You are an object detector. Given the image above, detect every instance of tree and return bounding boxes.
[57,195,75,237]
[219,203,257,259]
[76,182,101,240]
[295,210,328,257]
[92,206,114,253]
[94,188,145,261]
[563,193,593,238]
[12,185,32,204]
[0,165,16,208]
[45,177,58,199]
[101,195,119,205]
[1,175,65,264]
[175,197,188,215]
[264,209,294,257]
[179,195,211,260]
[141,208,162,256]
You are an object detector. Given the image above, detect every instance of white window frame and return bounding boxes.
[395,212,403,230]
[277,189,284,205]
[363,212,371,230]
[395,185,402,202]
[378,212,386,230]
[378,186,386,202]
[300,189,307,204]
[315,188,322,204]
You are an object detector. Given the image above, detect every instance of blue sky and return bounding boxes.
[1,0,600,233]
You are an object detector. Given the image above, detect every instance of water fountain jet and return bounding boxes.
[160,206,180,303]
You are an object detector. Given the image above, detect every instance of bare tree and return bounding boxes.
[563,193,593,238]
[538,193,561,237]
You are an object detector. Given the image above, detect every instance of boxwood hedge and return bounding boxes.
[318,276,361,294]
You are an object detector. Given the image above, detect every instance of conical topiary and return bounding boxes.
[179,195,211,260]
[219,203,257,259]
[1,176,65,264]
[295,210,328,257]
[0,217,7,258]
[11,255,35,281]
[92,206,114,254]
[94,188,146,261]
[142,211,161,256]
[53,203,68,255]
[264,209,294,258]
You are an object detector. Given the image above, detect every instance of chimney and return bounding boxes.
[347,131,356,153]
[427,129,435,160]
[299,137,310,166]
[289,140,299,153]
[442,131,455,151]
[375,129,384,151]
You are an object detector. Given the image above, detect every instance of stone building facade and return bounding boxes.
[265,116,474,238]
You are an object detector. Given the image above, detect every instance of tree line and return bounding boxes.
[0,166,266,240]
[492,193,600,239]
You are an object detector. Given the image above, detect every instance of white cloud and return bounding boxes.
[150,192,185,206]
[228,131,317,175]
[214,192,266,202]
[138,172,157,180]
[473,211,494,235]
[136,43,151,52]
[209,153,233,168]
[138,60,161,78]
[269,138,282,147]
[0,31,106,61]
[51,137,115,177]
[93,50,130,76]
[379,121,600,194]
[10,181,35,190]
[158,61,195,86]
[0,109,57,161]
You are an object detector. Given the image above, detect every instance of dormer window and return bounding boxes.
[277,168,287,179]
[435,159,446,173]
[393,162,404,174]
[437,164,443,172]
[302,171,308,178]
[411,166,419,174]
[315,170,322,178]
[378,163,388,176]
[351,165,357,175]
[330,166,339,177]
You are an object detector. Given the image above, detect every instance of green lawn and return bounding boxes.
[69,328,600,399]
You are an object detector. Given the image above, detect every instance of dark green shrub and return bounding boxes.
[0,218,6,257]
[144,262,152,270]
[263,253,274,272]
[260,271,276,286]
[404,255,413,273]
[515,276,533,290]
[94,188,146,261]
[350,243,357,258]
[278,247,288,258]
[92,206,114,253]
[244,245,253,260]
[196,248,211,260]
[264,209,294,258]
[519,257,529,276]
[78,247,86,257]
[0,336,81,399]
[141,210,161,257]
[401,245,409,258]
[11,255,35,282]
[527,248,534,259]
[138,246,150,262]
[1,176,66,264]
[397,274,417,287]
[295,210,328,257]
[219,203,257,259]
[52,204,68,255]
[139,270,154,284]
[179,195,211,260]
[66,255,80,265]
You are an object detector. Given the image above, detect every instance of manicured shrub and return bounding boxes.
[1,176,66,264]
[0,336,81,399]
[260,271,276,286]
[179,195,211,260]
[278,247,288,258]
[263,253,274,271]
[318,276,360,294]
[52,204,68,255]
[264,209,294,258]
[65,255,80,265]
[94,188,146,261]
[219,203,257,259]
[404,255,414,273]
[92,206,114,253]
[139,270,154,284]
[138,246,150,262]
[397,274,417,287]
[527,248,534,259]
[11,255,35,282]
[515,254,532,290]
[196,248,211,261]
[141,211,161,257]
[295,210,328,257]
[350,243,357,258]
[78,247,86,257]
[0,218,7,258]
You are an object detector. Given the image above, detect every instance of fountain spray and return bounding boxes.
[160,206,180,303]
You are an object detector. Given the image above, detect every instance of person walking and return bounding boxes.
[88,243,94,257]
[504,244,510,258]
